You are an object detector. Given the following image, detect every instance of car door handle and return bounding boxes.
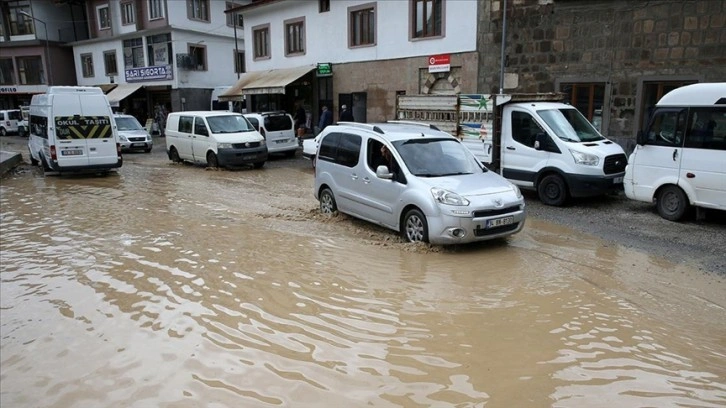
[506,146,516,150]
[672,149,678,161]
[362,177,371,184]
[351,174,358,180]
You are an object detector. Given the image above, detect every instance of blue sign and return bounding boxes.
[125,65,173,82]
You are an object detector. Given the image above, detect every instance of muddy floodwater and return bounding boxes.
[1,151,725,407]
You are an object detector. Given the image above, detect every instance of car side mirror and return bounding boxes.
[376,165,393,179]
[534,132,547,150]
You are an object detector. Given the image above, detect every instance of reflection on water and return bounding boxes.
[1,165,724,407]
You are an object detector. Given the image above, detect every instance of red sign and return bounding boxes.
[428,54,450,66]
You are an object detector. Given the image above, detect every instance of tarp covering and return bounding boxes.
[219,65,316,100]
[105,83,143,107]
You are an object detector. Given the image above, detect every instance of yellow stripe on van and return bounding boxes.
[55,116,113,139]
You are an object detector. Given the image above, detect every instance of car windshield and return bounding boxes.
[393,138,485,177]
[115,117,143,131]
[207,115,255,133]
[538,108,605,142]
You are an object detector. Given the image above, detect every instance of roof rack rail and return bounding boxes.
[337,121,384,134]
[386,120,441,131]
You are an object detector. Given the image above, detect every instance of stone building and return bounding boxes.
[477,0,726,149]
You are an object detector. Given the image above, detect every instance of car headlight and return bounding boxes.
[569,149,599,166]
[431,187,470,206]
[218,143,233,149]
[511,183,522,199]
[260,139,266,146]
[118,135,128,142]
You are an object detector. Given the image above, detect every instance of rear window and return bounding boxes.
[7,110,21,120]
[263,114,293,131]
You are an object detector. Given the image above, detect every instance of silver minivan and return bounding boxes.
[313,122,526,244]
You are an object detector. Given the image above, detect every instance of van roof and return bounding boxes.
[46,86,105,95]
[657,83,726,107]
[327,121,454,143]
[169,111,242,117]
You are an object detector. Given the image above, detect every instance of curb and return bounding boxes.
[0,151,23,177]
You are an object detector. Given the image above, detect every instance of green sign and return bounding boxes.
[316,63,333,77]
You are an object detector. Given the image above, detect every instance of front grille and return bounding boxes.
[473,223,519,237]
[232,142,262,149]
[603,154,627,174]
[129,137,146,142]
[472,205,520,218]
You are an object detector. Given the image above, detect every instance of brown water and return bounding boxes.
[1,156,725,407]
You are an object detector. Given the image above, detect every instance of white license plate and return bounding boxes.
[486,216,514,229]
[613,176,624,184]
[61,149,83,156]
[275,139,288,144]
[131,143,145,147]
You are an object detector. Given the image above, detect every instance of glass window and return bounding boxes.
[179,116,193,133]
[189,44,206,71]
[103,51,117,75]
[115,116,144,130]
[234,51,245,74]
[685,108,726,150]
[262,114,293,131]
[30,115,48,139]
[81,54,94,77]
[538,108,605,143]
[319,0,330,13]
[148,0,164,20]
[253,25,270,59]
[188,0,209,22]
[147,33,171,66]
[97,5,110,30]
[121,2,135,25]
[225,3,243,27]
[123,38,145,68]
[640,81,697,132]
[337,133,362,167]
[8,4,34,35]
[412,0,443,39]
[17,56,44,84]
[193,117,208,136]
[319,132,340,162]
[349,4,375,47]
[560,82,605,127]
[645,109,686,147]
[206,115,255,134]
[285,18,305,56]
[510,111,543,148]
[0,58,15,85]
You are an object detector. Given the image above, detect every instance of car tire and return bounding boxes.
[169,147,181,163]
[144,148,152,153]
[29,148,39,166]
[319,188,337,214]
[0,127,6,136]
[253,161,265,169]
[657,185,688,221]
[311,155,316,169]
[402,208,429,243]
[206,152,219,168]
[537,174,568,206]
[40,154,52,172]
[285,149,296,158]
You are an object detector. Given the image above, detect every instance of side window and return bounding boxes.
[511,111,540,148]
[193,117,209,136]
[319,132,341,162]
[367,139,384,171]
[337,133,362,167]
[178,116,193,133]
[246,117,260,131]
[647,109,686,147]
[30,115,48,139]
[685,107,726,151]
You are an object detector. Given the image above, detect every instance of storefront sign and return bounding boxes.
[125,65,173,83]
[428,54,451,73]
[316,63,333,77]
[0,85,48,94]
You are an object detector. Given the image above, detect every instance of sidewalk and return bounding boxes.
[0,150,22,177]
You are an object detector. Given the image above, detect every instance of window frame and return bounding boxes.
[123,38,145,68]
[284,17,306,57]
[410,0,445,40]
[97,4,111,30]
[187,0,210,22]
[319,0,330,13]
[103,50,118,76]
[234,50,245,74]
[252,24,271,60]
[148,0,165,20]
[17,56,45,84]
[121,2,135,25]
[348,3,376,48]
[188,43,208,71]
[9,4,34,36]
[0,58,16,85]
[225,2,243,27]
[81,53,95,78]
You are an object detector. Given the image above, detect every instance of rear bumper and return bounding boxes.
[48,158,123,173]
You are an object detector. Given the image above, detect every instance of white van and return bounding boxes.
[165,111,267,169]
[243,111,298,157]
[0,109,22,136]
[624,82,726,221]
[28,86,122,174]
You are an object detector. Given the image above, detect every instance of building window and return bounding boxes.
[0,58,16,85]
[147,33,171,66]
[81,53,94,78]
[284,17,305,56]
[103,51,117,75]
[253,24,270,60]
[123,38,145,68]
[319,0,330,13]
[17,56,44,84]
[189,44,207,71]
[148,0,164,20]
[121,2,135,25]
[234,51,245,74]
[411,0,443,39]
[225,3,243,27]
[97,5,111,30]
[349,4,376,47]
[560,82,606,131]
[188,0,209,22]
[8,4,34,35]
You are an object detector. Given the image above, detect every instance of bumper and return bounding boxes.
[217,146,268,166]
[49,158,123,173]
[427,207,527,245]
[563,172,624,198]
[120,141,152,151]
[266,140,299,154]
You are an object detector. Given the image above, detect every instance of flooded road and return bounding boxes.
[1,147,725,407]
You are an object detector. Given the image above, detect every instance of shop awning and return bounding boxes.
[95,83,117,94]
[106,83,143,107]
[219,65,316,100]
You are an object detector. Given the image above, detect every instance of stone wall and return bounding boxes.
[478,0,726,144]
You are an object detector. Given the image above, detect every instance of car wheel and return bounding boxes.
[537,174,568,206]
[285,149,296,158]
[169,147,181,163]
[657,185,688,221]
[402,208,429,243]
[253,161,265,169]
[206,151,219,168]
[311,155,316,169]
[319,188,337,214]
[144,148,152,153]
[40,154,52,171]
[29,149,39,166]
[0,127,6,136]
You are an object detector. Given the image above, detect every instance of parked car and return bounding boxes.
[243,112,298,157]
[114,114,153,153]
[313,122,526,244]
[0,109,21,136]
[301,134,320,168]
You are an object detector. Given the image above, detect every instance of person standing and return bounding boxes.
[340,104,354,122]
[318,105,332,133]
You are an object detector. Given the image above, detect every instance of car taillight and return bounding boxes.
[50,145,57,160]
